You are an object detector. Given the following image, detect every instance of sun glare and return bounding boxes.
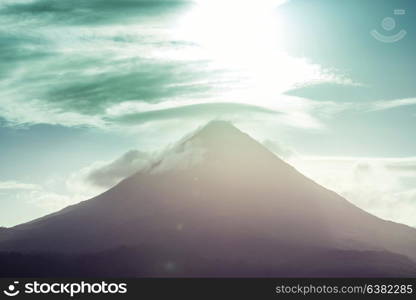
[177,0,285,69]
[173,0,332,110]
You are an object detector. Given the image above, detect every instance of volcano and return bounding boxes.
[1,121,416,277]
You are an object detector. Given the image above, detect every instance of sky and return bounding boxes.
[1,0,415,227]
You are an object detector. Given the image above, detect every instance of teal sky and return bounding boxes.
[1,0,415,227]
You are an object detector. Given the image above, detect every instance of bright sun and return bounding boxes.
[177,0,286,69]
[173,0,330,109]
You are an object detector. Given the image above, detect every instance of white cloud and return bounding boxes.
[86,150,150,188]
[0,98,105,128]
[369,98,416,111]
[262,139,296,159]
[151,139,206,174]
[0,0,348,130]
[0,181,80,226]
[66,150,151,197]
[0,149,154,227]
[290,156,416,227]
[24,190,76,211]
[0,181,40,190]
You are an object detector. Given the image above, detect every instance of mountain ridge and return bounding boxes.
[1,120,416,277]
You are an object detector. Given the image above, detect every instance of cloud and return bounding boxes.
[68,134,208,189]
[0,180,75,209]
[86,150,150,188]
[368,98,416,112]
[285,82,416,104]
[0,30,52,80]
[108,102,281,125]
[0,180,78,227]
[285,82,369,102]
[0,150,152,227]
[0,181,40,190]
[0,0,342,129]
[0,149,152,226]
[67,150,151,197]
[291,156,416,227]
[0,98,106,128]
[2,0,189,25]
[24,189,75,211]
[151,138,206,174]
[39,58,217,115]
[262,140,295,159]
[0,42,220,125]
[0,0,226,127]
[386,161,416,172]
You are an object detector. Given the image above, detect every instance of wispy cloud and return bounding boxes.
[107,102,282,126]
[0,181,40,190]
[0,180,76,227]
[0,0,345,130]
[368,98,416,112]
[66,150,151,196]
[1,0,189,25]
[0,0,223,127]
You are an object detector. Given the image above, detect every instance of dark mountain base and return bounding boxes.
[1,247,415,278]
